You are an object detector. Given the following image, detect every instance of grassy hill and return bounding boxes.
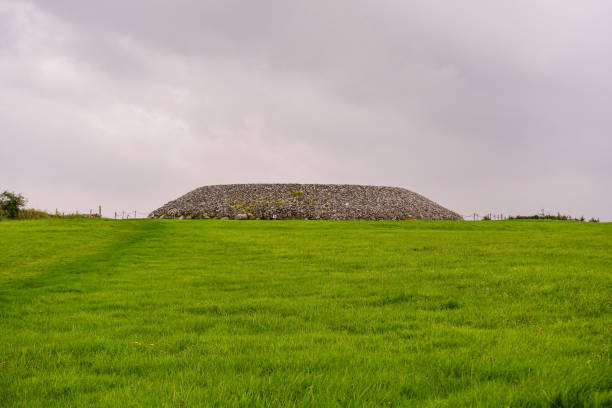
[0,219,610,407]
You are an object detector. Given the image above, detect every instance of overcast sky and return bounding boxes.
[1,1,611,220]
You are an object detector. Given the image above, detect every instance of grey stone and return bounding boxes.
[148,184,462,221]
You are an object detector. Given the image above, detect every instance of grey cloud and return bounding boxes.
[1,0,611,219]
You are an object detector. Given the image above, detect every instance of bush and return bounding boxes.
[506,213,599,222]
[0,191,27,219]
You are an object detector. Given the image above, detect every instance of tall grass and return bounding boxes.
[0,209,95,220]
[0,208,50,219]
[0,219,610,407]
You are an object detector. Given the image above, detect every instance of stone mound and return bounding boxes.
[150,184,461,221]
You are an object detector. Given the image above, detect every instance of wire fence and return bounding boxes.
[115,212,511,221]
[47,209,594,222]
[51,207,105,218]
[460,213,508,221]
[110,211,520,221]
[112,210,151,220]
[49,208,151,219]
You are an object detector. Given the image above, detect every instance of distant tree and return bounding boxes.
[0,191,27,219]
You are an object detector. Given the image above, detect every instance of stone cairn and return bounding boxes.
[150,184,462,221]
[149,184,462,220]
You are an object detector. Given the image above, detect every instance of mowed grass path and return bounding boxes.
[0,219,610,407]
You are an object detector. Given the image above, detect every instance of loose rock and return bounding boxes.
[150,184,462,221]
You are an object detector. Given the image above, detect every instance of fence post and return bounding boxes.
[114,212,117,220]
[134,210,137,219]
[99,205,102,217]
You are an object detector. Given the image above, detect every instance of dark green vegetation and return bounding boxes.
[0,208,98,220]
[506,213,600,223]
[0,191,27,219]
[1,219,611,407]
[0,208,55,220]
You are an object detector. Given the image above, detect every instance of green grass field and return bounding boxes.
[0,219,611,407]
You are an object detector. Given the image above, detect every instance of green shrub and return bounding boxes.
[507,213,593,221]
[0,191,27,219]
